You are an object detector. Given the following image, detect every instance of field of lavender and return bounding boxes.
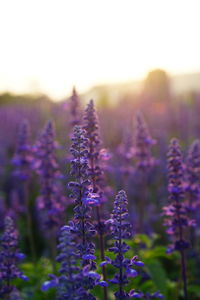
[0,87,200,300]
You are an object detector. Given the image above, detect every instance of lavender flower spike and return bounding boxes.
[163,138,190,300]
[12,119,33,181]
[134,112,156,232]
[69,87,81,127]
[35,120,65,272]
[83,99,108,299]
[0,216,28,298]
[42,225,98,300]
[134,111,156,170]
[109,190,144,300]
[83,100,104,201]
[12,119,36,261]
[185,140,200,236]
[68,126,96,269]
[35,120,65,230]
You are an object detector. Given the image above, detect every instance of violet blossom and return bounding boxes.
[134,112,156,171]
[0,216,28,298]
[83,99,108,299]
[69,87,81,128]
[12,119,33,181]
[34,120,65,230]
[184,140,200,223]
[41,224,107,299]
[68,126,97,273]
[107,190,144,299]
[163,138,191,299]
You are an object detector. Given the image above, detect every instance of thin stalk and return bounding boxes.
[90,141,108,300]
[180,250,188,300]
[23,180,37,264]
[176,195,188,300]
[138,171,147,233]
[96,206,108,300]
[118,205,123,299]
[49,230,57,274]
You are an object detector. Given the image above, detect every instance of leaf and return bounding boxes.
[146,259,167,295]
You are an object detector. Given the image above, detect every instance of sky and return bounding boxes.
[0,0,200,100]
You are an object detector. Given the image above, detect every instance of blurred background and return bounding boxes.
[1,0,200,191]
[0,0,200,99]
[1,1,200,299]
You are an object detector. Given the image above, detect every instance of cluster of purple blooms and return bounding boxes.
[107,190,144,299]
[42,225,102,300]
[41,110,164,299]
[0,216,28,298]
[83,100,104,204]
[34,120,65,229]
[134,112,156,171]
[163,138,195,299]
[68,125,97,266]
[3,89,200,300]
[184,140,200,216]
[83,100,108,297]
[163,139,192,252]
[42,125,106,299]
[12,119,33,181]
[69,87,81,128]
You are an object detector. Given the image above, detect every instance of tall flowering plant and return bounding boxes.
[34,120,65,230]
[83,99,108,299]
[117,127,135,185]
[12,119,33,182]
[41,126,105,299]
[103,190,143,299]
[184,140,200,244]
[134,112,156,171]
[163,138,192,300]
[134,112,157,233]
[42,225,101,300]
[68,125,97,267]
[104,190,163,299]
[69,87,81,128]
[12,119,36,260]
[0,216,28,298]
[34,120,65,271]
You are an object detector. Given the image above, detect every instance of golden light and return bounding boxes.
[0,0,199,99]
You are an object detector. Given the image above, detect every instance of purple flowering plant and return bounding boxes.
[83,99,108,299]
[163,138,192,300]
[34,120,65,230]
[104,190,144,299]
[0,216,28,298]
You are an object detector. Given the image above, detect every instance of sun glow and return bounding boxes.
[0,0,200,99]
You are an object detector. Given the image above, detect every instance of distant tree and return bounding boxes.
[143,69,171,102]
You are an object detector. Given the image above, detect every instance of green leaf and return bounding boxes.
[146,259,167,295]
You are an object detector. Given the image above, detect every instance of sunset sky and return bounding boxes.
[0,0,200,99]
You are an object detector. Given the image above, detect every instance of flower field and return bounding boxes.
[0,88,200,300]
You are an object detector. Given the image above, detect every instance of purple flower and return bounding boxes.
[129,290,144,298]
[108,190,143,300]
[117,127,135,178]
[134,111,156,170]
[83,99,110,299]
[42,224,97,299]
[34,120,65,230]
[184,140,200,220]
[68,125,96,268]
[163,138,190,299]
[12,119,33,181]
[83,99,105,205]
[82,192,101,206]
[163,138,190,250]
[0,216,28,297]
[69,87,81,127]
